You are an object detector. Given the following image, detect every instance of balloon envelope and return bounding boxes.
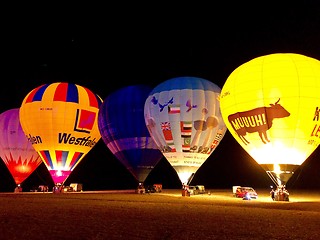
[0,108,43,185]
[144,77,227,185]
[220,53,320,186]
[19,82,102,185]
[98,85,163,184]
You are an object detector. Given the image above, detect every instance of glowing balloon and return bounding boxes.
[220,53,320,187]
[144,76,227,186]
[19,82,102,185]
[0,108,43,185]
[98,85,163,185]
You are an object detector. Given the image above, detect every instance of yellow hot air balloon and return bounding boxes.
[220,53,320,191]
[19,82,102,186]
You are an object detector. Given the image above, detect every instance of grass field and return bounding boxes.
[1,189,319,240]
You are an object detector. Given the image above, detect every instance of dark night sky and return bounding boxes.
[1,5,320,191]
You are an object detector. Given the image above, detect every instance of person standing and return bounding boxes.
[270,186,275,201]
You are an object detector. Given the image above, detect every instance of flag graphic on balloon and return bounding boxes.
[144,76,227,186]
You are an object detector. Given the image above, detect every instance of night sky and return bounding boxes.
[1,6,320,191]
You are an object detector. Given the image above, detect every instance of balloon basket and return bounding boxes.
[273,186,289,201]
[182,189,190,197]
[136,185,145,194]
[52,184,64,194]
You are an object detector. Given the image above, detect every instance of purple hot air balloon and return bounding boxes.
[0,108,43,188]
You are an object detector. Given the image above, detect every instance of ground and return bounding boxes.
[0,189,319,240]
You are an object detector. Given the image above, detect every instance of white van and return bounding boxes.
[188,185,206,195]
[70,183,83,192]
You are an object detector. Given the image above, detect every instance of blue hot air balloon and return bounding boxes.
[98,85,163,186]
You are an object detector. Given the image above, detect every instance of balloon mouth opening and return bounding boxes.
[260,163,299,186]
[49,170,72,185]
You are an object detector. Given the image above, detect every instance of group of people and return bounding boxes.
[270,185,289,201]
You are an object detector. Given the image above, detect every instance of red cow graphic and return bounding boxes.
[228,99,290,145]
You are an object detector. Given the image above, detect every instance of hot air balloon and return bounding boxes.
[220,53,320,197]
[19,82,102,187]
[0,108,43,189]
[144,76,227,188]
[98,85,163,189]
